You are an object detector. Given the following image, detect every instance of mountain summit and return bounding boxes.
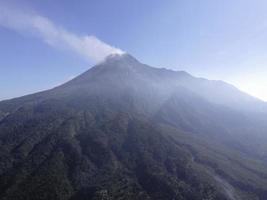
[58,53,267,114]
[0,54,267,200]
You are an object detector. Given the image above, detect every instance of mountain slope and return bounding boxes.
[0,54,267,200]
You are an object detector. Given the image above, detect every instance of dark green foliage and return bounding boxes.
[0,54,267,199]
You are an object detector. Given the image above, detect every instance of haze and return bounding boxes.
[0,0,267,101]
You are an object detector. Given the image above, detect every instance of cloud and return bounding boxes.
[0,4,124,63]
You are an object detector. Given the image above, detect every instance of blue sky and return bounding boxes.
[0,0,267,101]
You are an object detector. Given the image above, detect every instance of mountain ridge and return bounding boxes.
[0,54,267,199]
[1,53,266,114]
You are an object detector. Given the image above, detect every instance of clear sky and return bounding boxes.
[0,0,267,101]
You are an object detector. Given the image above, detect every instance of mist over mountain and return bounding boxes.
[0,54,267,200]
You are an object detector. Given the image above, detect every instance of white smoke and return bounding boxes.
[0,4,124,63]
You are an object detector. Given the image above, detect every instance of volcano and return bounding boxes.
[1,54,267,200]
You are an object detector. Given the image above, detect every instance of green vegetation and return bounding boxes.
[1,54,267,199]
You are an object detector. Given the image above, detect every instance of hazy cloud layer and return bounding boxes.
[0,4,124,63]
